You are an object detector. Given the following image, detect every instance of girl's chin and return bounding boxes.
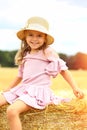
[30,45,40,50]
[31,47,39,50]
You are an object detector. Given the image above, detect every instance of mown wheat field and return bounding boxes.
[0,67,87,130]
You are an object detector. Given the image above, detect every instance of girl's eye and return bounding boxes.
[38,34,45,37]
[28,34,33,36]
[38,35,42,37]
[28,34,42,37]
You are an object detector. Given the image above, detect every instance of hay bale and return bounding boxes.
[0,105,9,130]
[0,103,87,130]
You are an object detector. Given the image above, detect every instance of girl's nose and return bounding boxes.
[33,36,38,40]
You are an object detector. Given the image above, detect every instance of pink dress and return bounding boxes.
[3,50,69,109]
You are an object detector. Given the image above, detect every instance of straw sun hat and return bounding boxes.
[17,16,54,45]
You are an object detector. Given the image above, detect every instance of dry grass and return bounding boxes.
[0,67,87,130]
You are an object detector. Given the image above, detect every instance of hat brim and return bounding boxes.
[17,28,54,45]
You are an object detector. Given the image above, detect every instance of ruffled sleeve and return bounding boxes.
[45,57,68,78]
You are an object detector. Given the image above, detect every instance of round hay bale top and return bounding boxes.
[0,101,87,130]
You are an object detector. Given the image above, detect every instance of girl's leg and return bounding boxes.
[7,100,30,130]
[0,94,8,106]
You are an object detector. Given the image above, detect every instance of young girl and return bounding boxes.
[0,16,84,130]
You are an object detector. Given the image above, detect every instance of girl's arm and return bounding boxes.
[3,76,22,92]
[60,70,84,99]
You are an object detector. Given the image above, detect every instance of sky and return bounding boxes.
[0,0,87,55]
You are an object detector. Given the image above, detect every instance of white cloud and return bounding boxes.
[0,29,20,50]
[56,0,87,8]
[0,0,57,25]
[0,0,87,55]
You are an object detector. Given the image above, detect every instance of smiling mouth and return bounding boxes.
[31,42,39,45]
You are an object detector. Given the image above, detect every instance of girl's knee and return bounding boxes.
[7,105,19,119]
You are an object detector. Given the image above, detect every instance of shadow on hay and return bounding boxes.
[0,98,87,130]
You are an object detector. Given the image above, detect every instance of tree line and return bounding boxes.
[0,50,17,67]
[0,50,87,70]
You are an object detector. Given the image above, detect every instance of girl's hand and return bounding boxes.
[73,88,84,99]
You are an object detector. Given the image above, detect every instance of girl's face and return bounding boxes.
[25,30,46,53]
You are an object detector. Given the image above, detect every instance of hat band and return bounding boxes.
[24,23,49,34]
